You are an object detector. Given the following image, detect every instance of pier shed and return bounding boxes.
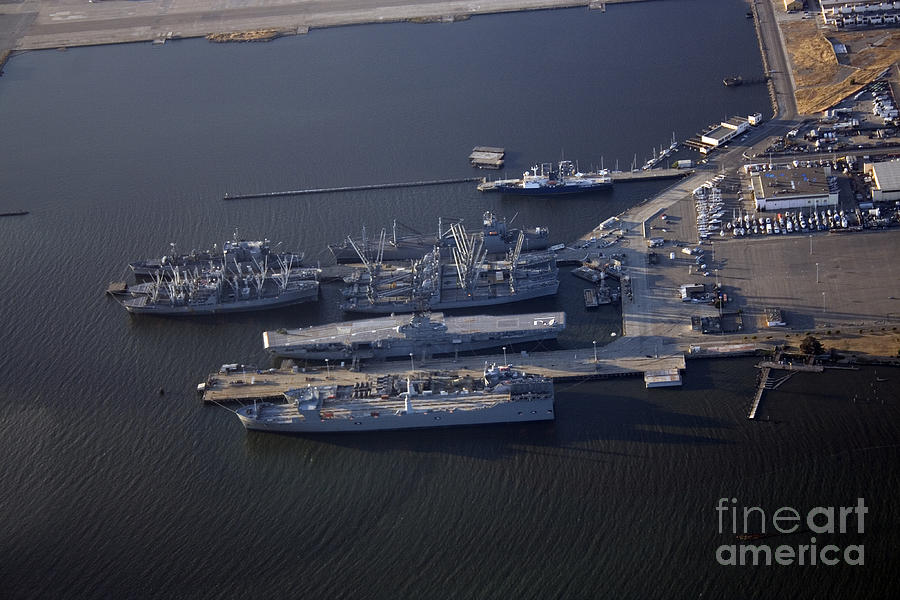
[700,117,750,148]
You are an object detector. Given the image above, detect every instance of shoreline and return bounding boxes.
[3,0,652,53]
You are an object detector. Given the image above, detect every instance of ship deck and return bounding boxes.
[264,312,565,350]
[201,346,685,404]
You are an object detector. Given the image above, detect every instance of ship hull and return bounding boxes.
[123,285,318,316]
[341,283,559,314]
[493,183,612,195]
[267,330,560,360]
[237,398,554,433]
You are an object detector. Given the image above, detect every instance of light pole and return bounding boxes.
[816,262,819,284]
[593,340,598,362]
[502,346,507,365]
[809,234,812,255]
[409,353,414,372]
[324,358,330,379]
[822,291,826,313]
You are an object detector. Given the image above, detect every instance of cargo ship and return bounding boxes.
[328,211,549,263]
[263,311,565,360]
[235,363,555,433]
[118,266,318,315]
[340,224,559,314]
[477,160,612,195]
[129,233,304,278]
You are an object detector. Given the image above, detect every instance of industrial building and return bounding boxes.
[820,1,900,28]
[700,117,750,148]
[749,167,839,211]
[864,159,900,201]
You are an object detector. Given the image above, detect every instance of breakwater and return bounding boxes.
[223,177,482,200]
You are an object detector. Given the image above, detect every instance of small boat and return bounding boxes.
[723,76,743,87]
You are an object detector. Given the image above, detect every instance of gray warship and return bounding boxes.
[118,263,318,316]
[340,224,559,314]
[328,211,549,263]
[129,232,304,278]
[235,363,555,433]
[263,311,565,360]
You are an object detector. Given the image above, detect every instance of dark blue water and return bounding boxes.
[1,2,897,598]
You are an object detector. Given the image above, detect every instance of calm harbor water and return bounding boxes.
[1,1,897,598]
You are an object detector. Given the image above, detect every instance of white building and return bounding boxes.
[750,167,839,211]
[865,160,900,201]
[700,117,750,148]
[820,1,900,28]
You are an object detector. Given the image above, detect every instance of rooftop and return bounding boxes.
[751,167,834,199]
[868,160,900,191]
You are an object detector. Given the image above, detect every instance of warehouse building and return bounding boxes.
[864,159,900,201]
[750,167,839,211]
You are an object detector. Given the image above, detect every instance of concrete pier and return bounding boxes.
[201,346,685,403]
[223,177,482,200]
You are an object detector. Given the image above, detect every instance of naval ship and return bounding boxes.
[263,311,565,360]
[129,233,304,278]
[118,264,318,315]
[477,160,612,195]
[328,211,549,263]
[235,363,555,433]
[340,224,559,314]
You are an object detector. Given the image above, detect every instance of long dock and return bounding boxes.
[748,366,770,419]
[223,177,482,200]
[201,347,685,404]
[609,168,692,182]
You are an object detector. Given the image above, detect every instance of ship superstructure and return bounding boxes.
[130,232,304,278]
[340,224,559,314]
[477,160,612,195]
[328,211,549,263]
[235,363,555,433]
[263,311,565,360]
[118,255,318,315]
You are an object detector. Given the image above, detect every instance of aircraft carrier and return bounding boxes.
[263,311,565,360]
[235,363,555,434]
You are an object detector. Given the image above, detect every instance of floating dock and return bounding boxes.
[469,146,505,169]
